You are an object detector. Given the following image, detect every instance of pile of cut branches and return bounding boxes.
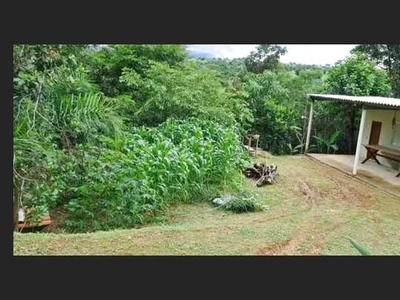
[211,193,261,213]
[243,162,278,187]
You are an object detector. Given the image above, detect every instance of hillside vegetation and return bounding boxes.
[13,44,395,234]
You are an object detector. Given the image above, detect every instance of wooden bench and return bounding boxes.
[361,144,400,177]
[17,215,52,230]
[244,134,260,156]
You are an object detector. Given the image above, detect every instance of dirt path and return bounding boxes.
[255,178,320,255]
[253,171,380,255]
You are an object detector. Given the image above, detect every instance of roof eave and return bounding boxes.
[307,94,400,109]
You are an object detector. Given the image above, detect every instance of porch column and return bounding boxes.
[304,99,314,154]
[353,108,367,175]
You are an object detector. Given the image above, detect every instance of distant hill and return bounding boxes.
[187,50,215,59]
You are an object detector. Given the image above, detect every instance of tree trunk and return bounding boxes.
[347,104,356,154]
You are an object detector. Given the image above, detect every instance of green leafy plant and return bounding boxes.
[320,52,391,154]
[213,192,261,213]
[287,125,305,155]
[346,236,373,255]
[310,131,341,154]
[63,118,250,232]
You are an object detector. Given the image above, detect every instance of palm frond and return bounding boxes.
[346,236,372,255]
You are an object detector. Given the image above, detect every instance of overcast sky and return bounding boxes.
[186,44,358,65]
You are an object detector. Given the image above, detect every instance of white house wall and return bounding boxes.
[360,109,400,168]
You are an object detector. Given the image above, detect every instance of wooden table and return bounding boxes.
[361,144,400,177]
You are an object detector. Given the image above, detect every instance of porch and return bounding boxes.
[308,153,400,197]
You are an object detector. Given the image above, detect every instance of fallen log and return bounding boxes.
[243,163,278,187]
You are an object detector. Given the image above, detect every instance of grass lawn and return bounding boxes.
[13,154,400,255]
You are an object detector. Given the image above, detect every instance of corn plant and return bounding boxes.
[65,118,250,232]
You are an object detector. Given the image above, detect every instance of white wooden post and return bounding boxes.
[353,108,367,175]
[304,100,314,154]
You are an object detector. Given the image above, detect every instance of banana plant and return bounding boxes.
[287,142,304,155]
[287,125,305,155]
[311,130,341,154]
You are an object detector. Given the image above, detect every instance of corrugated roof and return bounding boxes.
[308,94,400,108]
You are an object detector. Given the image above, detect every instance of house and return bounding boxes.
[303,94,400,195]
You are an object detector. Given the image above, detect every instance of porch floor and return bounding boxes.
[307,154,400,197]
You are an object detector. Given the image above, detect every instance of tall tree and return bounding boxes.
[322,52,391,154]
[88,44,186,97]
[352,44,400,97]
[120,60,252,128]
[241,71,301,154]
[245,44,287,74]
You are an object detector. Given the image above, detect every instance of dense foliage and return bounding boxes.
[245,44,287,74]
[66,118,248,232]
[352,44,400,97]
[315,52,391,154]
[13,44,396,232]
[13,44,251,232]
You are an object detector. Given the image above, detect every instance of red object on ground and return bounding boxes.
[17,215,52,229]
